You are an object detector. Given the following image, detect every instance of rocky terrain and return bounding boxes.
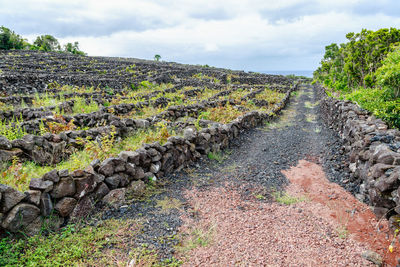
[0,50,399,266]
[0,50,295,235]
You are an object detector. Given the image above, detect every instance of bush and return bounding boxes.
[344,88,400,128]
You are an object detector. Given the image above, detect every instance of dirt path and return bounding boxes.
[105,84,399,266]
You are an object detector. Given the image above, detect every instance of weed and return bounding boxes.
[156,197,183,211]
[32,92,64,108]
[0,219,142,266]
[221,163,237,173]
[207,151,226,163]
[193,73,220,83]
[306,114,317,123]
[125,64,136,74]
[336,225,349,239]
[78,127,117,161]
[71,97,99,114]
[176,223,216,254]
[0,117,27,140]
[128,245,181,266]
[0,156,29,191]
[206,103,243,124]
[45,115,77,134]
[254,194,266,200]
[254,89,285,104]
[272,191,307,205]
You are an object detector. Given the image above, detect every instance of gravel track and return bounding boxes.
[102,83,398,266]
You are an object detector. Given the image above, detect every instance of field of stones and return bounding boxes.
[0,50,296,234]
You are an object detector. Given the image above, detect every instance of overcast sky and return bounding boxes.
[1,0,400,72]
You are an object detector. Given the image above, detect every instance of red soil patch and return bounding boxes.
[282,160,400,266]
[179,184,375,266]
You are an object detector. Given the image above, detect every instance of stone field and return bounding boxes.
[0,50,296,234]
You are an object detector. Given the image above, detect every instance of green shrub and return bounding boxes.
[344,88,400,128]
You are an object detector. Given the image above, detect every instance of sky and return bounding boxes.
[1,0,400,73]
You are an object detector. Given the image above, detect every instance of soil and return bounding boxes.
[103,83,400,266]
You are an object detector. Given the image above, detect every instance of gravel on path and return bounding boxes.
[103,83,399,266]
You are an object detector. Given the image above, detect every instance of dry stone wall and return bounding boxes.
[318,84,400,228]
[0,82,298,235]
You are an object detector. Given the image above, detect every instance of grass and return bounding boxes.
[254,88,285,104]
[202,103,244,124]
[0,125,175,191]
[0,150,93,191]
[0,218,144,267]
[32,92,65,108]
[272,191,307,205]
[156,197,183,211]
[207,151,226,163]
[0,80,289,192]
[336,225,349,239]
[306,114,317,123]
[176,224,216,255]
[71,96,99,114]
[128,246,182,267]
[0,117,28,140]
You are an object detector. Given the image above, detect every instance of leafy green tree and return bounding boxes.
[314,28,400,91]
[154,54,161,61]
[63,42,85,55]
[376,47,400,98]
[33,35,60,52]
[0,26,26,50]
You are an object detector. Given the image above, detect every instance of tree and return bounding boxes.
[33,35,60,52]
[0,26,26,50]
[63,42,85,55]
[314,28,400,91]
[376,47,400,98]
[154,54,161,61]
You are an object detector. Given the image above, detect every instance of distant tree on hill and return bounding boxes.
[0,26,86,55]
[63,42,85,55]
[0,26,28,50]
[154,54,161,61]
[33,35,61,52]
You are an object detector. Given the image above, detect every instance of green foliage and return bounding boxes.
[125,64,136,74]
[154,54,161,61]
[376,47,400,98]
[63,41,85,55]
[77,127,117,161]
[0,26,85,54]
[344,88,400,128]
[0,156,30,191]
[0,26,27,50]
[206,103,243,124]
[315,28,400,128]
[0,219,142,266]
[0,117,27,140]
[272,191,307,205]
[71,97,99,114]
[207,151,226,163]
[139,80,155,89]
[33,35,60,52]
[314,28,400,90]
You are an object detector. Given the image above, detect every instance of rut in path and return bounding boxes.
[104,84,397,266]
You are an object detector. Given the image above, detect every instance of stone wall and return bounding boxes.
[318,84,400,228]
[0,83,298,235]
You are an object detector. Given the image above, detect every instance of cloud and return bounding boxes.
[1,0,400,71]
